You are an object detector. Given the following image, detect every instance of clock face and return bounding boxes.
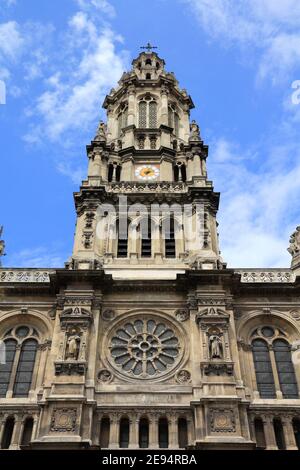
[135,165,160,181]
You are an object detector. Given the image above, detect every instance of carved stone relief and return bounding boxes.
[50,409,77,433]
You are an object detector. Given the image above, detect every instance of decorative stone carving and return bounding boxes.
[209,334,223,359]
[59,306,92,330]
[94,121,107,142]
[65,328,81,360]
[98,369,113,383]
[202,362,234,376]
[107,316,183,380]
[55,361,86,376]
[175,309,189,322]
[50,409,77,433]
[106,182,187,194]
[288,226,300,257]
[210,409,236,433]
[101,309,116,321]
[236,270,294,283]
[189,120,201,142]
[0,270,52,283]
[175,369,191,384]
[290,309,300,321]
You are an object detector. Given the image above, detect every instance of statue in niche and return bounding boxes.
[209,334,223,359]
[94,121,107,142]
[66,328,81,360]
[190,120,201,141]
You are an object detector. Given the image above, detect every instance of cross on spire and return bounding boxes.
[140,42,158,53]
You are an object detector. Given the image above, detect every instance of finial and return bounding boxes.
[140,42,158,53]
[0,226,5,267]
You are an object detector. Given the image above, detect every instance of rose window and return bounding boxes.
[109,318,180,378]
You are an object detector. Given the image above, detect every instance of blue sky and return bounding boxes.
[1,0,300,268]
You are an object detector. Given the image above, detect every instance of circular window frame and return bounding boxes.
[103,312,188,382]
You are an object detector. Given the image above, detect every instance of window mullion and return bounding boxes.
[269,346,282,398]
[6,345,21,398]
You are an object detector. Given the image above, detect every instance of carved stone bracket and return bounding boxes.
[55,361,87,376]
[201,362,234,376]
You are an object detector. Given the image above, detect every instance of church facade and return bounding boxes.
[1,49,300,451]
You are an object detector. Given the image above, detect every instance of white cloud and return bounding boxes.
[209,136,300,267]
[0,21,23,61]
[75,0,116,17]
[25,12,128,143]
[183,0,300,83]
[5,247,65,268]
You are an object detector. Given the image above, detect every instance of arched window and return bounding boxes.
[116,165,122,182]
[181,164,187,182]
[273,339,298,398]
[145,58,152,66]
[117,104,128,137]
[100,417,110,449]
[13,339,38,397]
[138,97,157,128]
[146,73,151,80]
[159,417,169,448]
[108,163,114,182]
[21,417,34,447]
[1,416,15,449]
[139,418,149,448]
[168,104,179,136]
[0,327,39,399]
[117,219,130,258]
[140,217,152,258]
[119,417,130,448]
[254,418,266,449]
[0,339,17,398]
[252,339,276,398]
[273,418,286,450]
[164,215,176,259]
[178,417,188,448]
[149,101,157,128]
[251,326,299,399]
[174,165,179,182]
[139,101,147,128]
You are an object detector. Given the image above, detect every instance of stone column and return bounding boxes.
[152,221,162,261]
[0,417,6,447]
[176,221,185,258]
[122,157,133,181]
[248,416,256,445]
[186,156,194,181]
[18,419,25,447]
[193,154,202,177]
[32,415,39,441]
[281,416,298,450]
[109,414,120,449]
[263,416,278,450]
[9,415,22,450]
[187,418,194,447]
[160,89,169,126]
[149,415,159,449]
[129,415,139,449]
[127,86,136,126]
[169,414,179,449]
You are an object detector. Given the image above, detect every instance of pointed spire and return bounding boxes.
[0,226,5,267]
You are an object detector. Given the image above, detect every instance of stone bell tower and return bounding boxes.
[69,46,224,279]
